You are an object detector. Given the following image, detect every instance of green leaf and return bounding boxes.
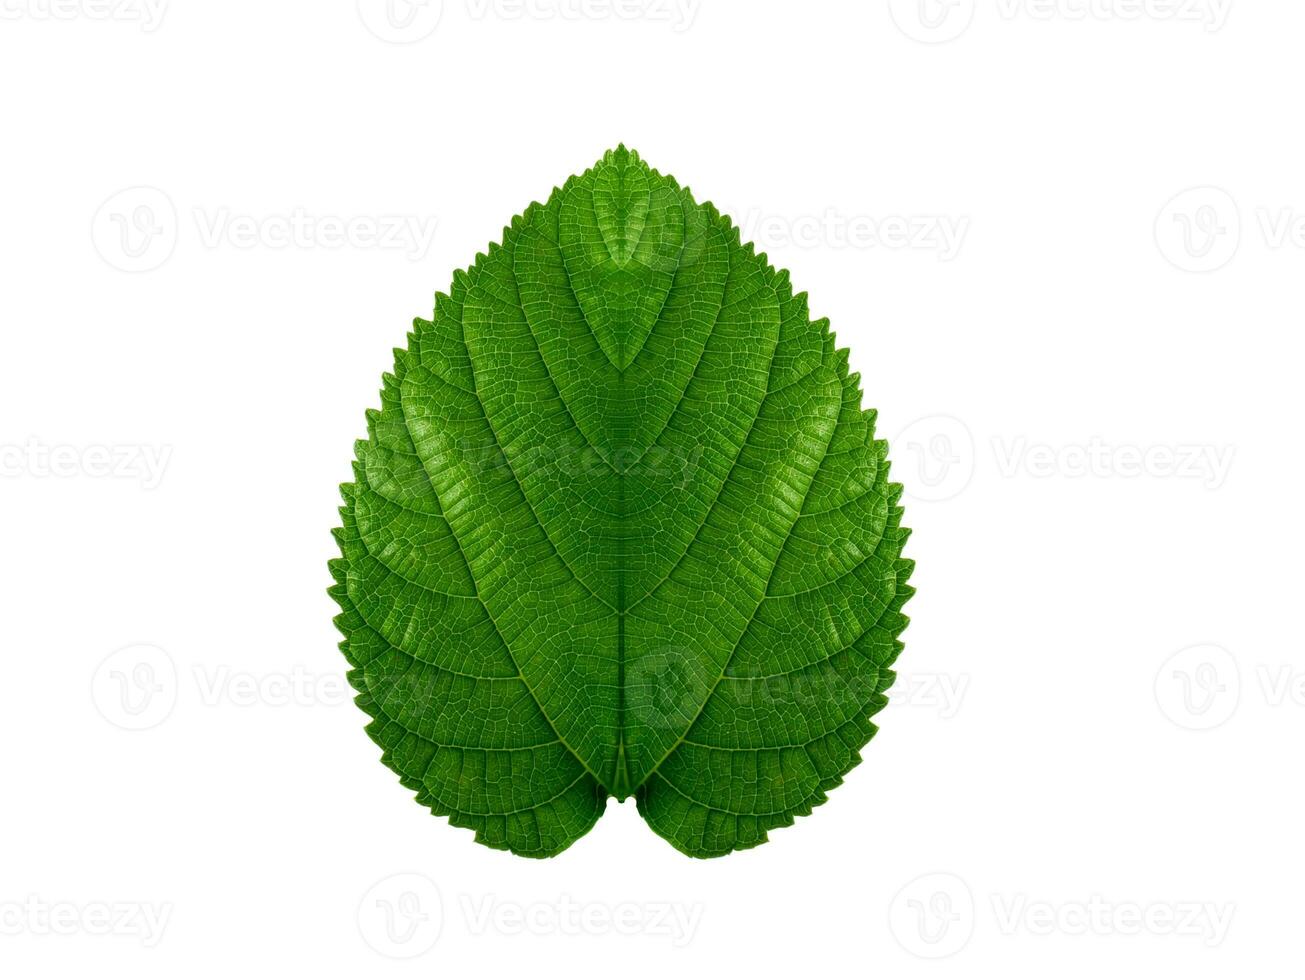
[330,147,913,858]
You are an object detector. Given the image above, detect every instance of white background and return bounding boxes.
[1,1,1299,976]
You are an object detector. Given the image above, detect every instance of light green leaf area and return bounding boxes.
[330,147,913,858]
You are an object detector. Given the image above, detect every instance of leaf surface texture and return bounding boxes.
[331,147,913,857]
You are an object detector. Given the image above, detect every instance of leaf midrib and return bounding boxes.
[411,195,818,802]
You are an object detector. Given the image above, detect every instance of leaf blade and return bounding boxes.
[332,147,913,857]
